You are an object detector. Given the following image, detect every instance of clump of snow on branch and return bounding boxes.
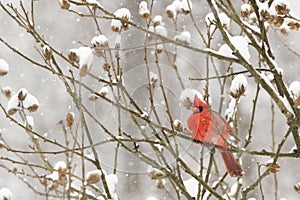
[68,47,94,76]
[289,81,300,100]
[0,187,12,200]
[146,197,158,200]
[91,34,109,57]
[148,25,168,39]
[180,88,203,109]
[86,0,102,10]
[139,1,150,19]
[230,74,247,99]
[106,173,118,199]
[226,74,247,121]
[0,58,9,76]
[165,0,181,19]
[226,182,238,198]
[165,0,192,18]
[183,177,198,198]
[153,139,164,152]
[25,115,34,130]
[174,31,191,44]
[205,12,230,29]
[152,15,163,26]
[173,119,183,131]
[7,88,39,115]
[181,0,192,14]
[111,8,131,32]
[218,36,250,62]
[225,98,236,122]
[99,86,109,96]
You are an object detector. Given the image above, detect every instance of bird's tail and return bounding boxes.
[219,149,243,177]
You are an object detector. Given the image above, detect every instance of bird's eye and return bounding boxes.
[198,106,203,112]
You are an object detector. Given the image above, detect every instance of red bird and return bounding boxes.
[187,95,243,177]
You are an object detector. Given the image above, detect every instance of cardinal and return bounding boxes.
[187,95,243,177]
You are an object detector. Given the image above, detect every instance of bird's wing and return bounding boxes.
[212,111,240,141]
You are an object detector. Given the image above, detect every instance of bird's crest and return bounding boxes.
[193,95,206,107]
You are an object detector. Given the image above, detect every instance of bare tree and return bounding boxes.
[0,0,300,199]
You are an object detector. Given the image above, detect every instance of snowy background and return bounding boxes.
[0,0,300,199]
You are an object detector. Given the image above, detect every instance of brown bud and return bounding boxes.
[43,45,53,60]
[86,170,102,185]
[288,22,300,31]
[166,10,174,18]
[294,182,300,193]
[267,15,276,25]
[274,17,284,27]
[66,112,75,127]
[275,4,290,15]
[260,10,270,21]
[41,178,48,186]
[103,63,111,71]
[148,170,166,180]
[28,104,39,112]
[156,179,165,189]
[68,50,79,64]
[1,86,11,98]
[173,119,183,132]
[266,162,280,173]
[18,89,28,101]
[48,181,58,191]
[280,27,289,35]
[294,96,300,108]
[60,0,70,10]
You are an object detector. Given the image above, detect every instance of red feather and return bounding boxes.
[187,95,243,177]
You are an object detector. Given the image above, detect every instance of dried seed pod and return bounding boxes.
[43,45,52,60]
[59,0,70,10]
[66,112,75,127]
[288,21,300,31]
[274,16,284,27]
[1,86,12,98]
[156,179,166,189]
[0,59,9,76]
[155,44,163,54]
[139,1,150,19]
[111,8,131,32]
[275,4,290,15]
[294,96,300,108]
[230,74,247,99]
[99,87,109,96]
[0,188,13,200]
[181,0,192,15]
[86,170,102,185]
[88,93,98,101]
[280,26,289,35]
[241,3,253,18]
[148,166,166,180]
[173,119,183,132]
[18,88,28,101]
[54,161,67,183]
[152,15,162,27]
[266,162,280,173]
[68,50,79,64]
[294,182,300,193]
[103,63,111,71]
